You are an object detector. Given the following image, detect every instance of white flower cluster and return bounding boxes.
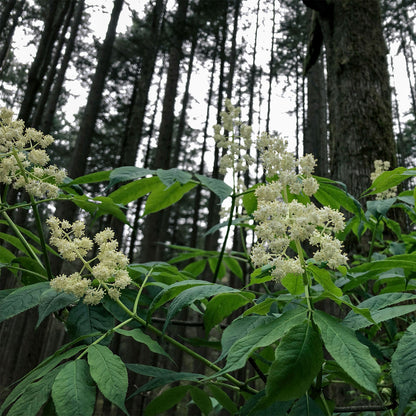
[250,134,348,280]
[47,217,132,305]
[213,99,254,179]
[370,160,397,200]
[0,108,66,199]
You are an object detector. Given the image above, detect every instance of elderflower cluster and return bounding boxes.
[47,217,132,305]
[0,108,66,199]
[370,160,397,200]
[213,99,254,181]
[250,134,347,280]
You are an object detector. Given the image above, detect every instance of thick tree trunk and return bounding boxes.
[305,0,396,197]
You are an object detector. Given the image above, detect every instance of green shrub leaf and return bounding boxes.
[189,386,213,415]
[314,310,380,394]
[52,360,96,416]
[108,166,155,187]
[144,385,190,416]
[88,345,128,414]
[392,322,416,415]
[266,320,323,401]
[109,176,161,205]
[157,168,193,187]
[195,173,232,203]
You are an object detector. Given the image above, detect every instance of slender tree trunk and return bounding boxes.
[0,0,18,36]
[140,0,189,262]
[41,0,85,134]
[31,0,76,129]
[18,0,68,123]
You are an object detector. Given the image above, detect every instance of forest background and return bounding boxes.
[1,0,416,415]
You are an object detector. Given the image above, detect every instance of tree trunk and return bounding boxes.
[304,0,396,198]
[41,0,85,135]
[140,0,189,262]
[0,0,18,36]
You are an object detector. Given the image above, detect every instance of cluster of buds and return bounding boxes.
[0,108,66,199]
[250,133,348,280]
[370,160,397,200]
[213,99,254,188]
[47,217,131,305]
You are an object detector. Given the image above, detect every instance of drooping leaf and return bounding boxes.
[6,367,60,416]
[0,282,50,323]
[189,386,213,415]
[307,264,343,297]
[207,384,238,414]
[163,284,238,331]
[87,345,128,413]
[366,198,396,219]
[363,167,415,197]
[266,320,323,401]
[67,303,115,345]
[243,298,278,317]
[240,390,293,416]
[214,308,307,376]
[314,310,380,394]
[392,322,416,415]
[109,176,161,205]
[195,173,233,203]
[242,186,259,215]
[289,395,326,416]
[281,273,304,295]
[0,246,15,264]
[0,232,41,256]
[223,256,244,279]
[115,328,170,359]
[52,360,96,416]
[11,257,47,284]
[204,292,255,334]
[67,170,112,185]
[144,181,197,215]
[37,288,77,328]
[144,385,190,416]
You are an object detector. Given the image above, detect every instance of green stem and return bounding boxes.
[213,195,236,283]
[368,218,380,261]
[113,296,257,394]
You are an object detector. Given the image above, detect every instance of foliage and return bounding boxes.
[3,106,416,416]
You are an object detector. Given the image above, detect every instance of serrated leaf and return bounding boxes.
[37,288,78,328]
[281,273,304,295]
[214,308,307,376]
[195,173,232,203]
[6,367,60,416]
[204,292,255,334]
[0,282,50,323]
[109,176,161,205]
[52,360,96,416]
[314,310,380,394]
[343,293,416,330]
[115,328,171,359]
[67,303,115,345]
[266,320,323,401]
[144,181,197,215]
[157,168,193,187]
[88,345,128,413]
[308,265,343,297]
[392,322,416,415]
[144,385,190,416]
[108,166,155,187]
[164,284,238,331]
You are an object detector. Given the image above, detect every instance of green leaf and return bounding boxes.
[195,173,232,203]
[6,367,60,416]
[207,256,226,280]
[366,198,396,219]
[314,310,380,394]
[92,196,129,224]
[243,298,277,317]
[343,293,416,330]
[249,265,274,285]
[0,232,41,256]
[37,288,78,328]
[157,168,193,187]
[183,259,207,277]
[392,322,416,415]
[215,308,307,376]
[242,186,258,215]
[108,166,155,187]
[67,170,111,185]
[88,345,128,413]
[115,328,171,359]
[281,273,304,295]
[240,391,292,416]
[308,264,343,297]
[164,283,239,331]
[144,385,190,416]
[11,257,47,284]
[126,364,203,396]
[207,384,238,414]
[0,345,86,415]
[289,396,326,416]
[67,303,115,345]
[144,181,197,215]
[223,256,243,279]
[364,167,415,196]
[204,292,255,334]
[0,282,50,323]
[266,320,323,401]
[0,245,15,264]
[52,360,96,416]
[109,176,161,205]
[189,386,213,415]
